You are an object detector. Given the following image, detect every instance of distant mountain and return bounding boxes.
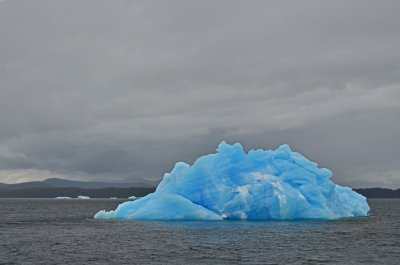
[0,187,156,198]
[0,177,158,190]
[0,178,399,198]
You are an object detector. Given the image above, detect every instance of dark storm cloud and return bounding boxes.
[0,0,399,187]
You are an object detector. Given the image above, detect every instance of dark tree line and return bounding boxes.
[354,188,400,198]
[0,187,399,198]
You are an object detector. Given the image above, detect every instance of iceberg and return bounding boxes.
[55,196,71,199]
[95,142,370,221]
[128,196,137,200]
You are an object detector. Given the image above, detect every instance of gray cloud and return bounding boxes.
[0,0,399,187]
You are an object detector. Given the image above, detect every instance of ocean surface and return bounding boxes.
[0,199,399,264]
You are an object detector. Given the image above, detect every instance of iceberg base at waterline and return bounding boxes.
[96,193,223,220]
[95,142,370,221]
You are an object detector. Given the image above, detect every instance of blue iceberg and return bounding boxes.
[95,142,370,221]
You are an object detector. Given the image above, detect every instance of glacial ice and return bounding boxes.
[95,142,370,221]
[55,196,72,199]
[77,195,90,199]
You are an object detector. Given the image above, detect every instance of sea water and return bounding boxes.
[0,198,398,264]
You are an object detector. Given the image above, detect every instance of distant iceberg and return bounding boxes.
[77,195,90,199]
[128,196,137,200]
[55,196,71,199]
[95,142,370,221]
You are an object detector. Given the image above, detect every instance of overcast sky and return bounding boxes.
[0,0,399,187]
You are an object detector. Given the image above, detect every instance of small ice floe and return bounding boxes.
[128,196,137,200]
[77,195,90,199]
[55,196,72,199]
